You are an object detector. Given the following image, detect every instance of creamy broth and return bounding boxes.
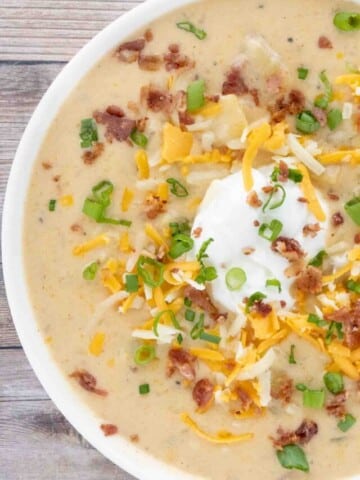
[24,1,360,479]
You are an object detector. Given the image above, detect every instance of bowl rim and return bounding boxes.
[1,1,203,479]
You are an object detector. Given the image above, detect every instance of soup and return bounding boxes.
[24,0,360,478]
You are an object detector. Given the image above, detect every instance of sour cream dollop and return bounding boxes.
[191,167,329,312]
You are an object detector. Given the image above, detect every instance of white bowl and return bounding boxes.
[2,1,201,479]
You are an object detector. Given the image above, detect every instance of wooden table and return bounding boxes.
[0,2,142,478]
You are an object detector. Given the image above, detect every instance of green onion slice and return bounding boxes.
[296,110,321,134]
[338,413,357,432]
[289,344,297,364]
[137,256,164,287]
[184,297,192,307]
[185,309,196,322]
[177,333,183,345]
[314,95,329,110]
[308,313,327,327]
[166,178,189,198]
[190,313,205,339]
[296,383,307,392]
[176,21,207,40]
[169,221,191,237]
[125,274,139,293]
[195,266,218,284]
[297,67,309,80]
[139,383,150,395]
[134,345,156,365]
[169,234,194,259]
[276,444,309,473]
[48,199,56,212]
[153,310,181,336]
[325,321,344,345]
[246,292,267,313]
[199,332,221,344]
[334,12,360,31]
[320,70,333,102]
[187,79,206,112]
[288,169,303,183]
[327,109,343,131]
[225,267,247,291]
[303,388,325,408]
[83,262,99,281]
[309,250,327,267]
[130,128,148,148]
[197,238,214,264]
[323,372,344,394]
[262,184,286,212]
[80,118,98,148]
[345,197,360,226]
[346,279,360,294]
[266,279,282,292]
[258,219,283,242]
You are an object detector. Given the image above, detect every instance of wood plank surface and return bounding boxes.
[0,2,142,478]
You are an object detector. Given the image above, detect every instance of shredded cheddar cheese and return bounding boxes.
[135,150,150,179]
[119,231,132,253]
[72,234,110,256]
[89,332,105,356]
[145,223,167,248]
[297,163,326,222]
[242,123,272,191]
[162,123,193,163]
[318,150,360,165]
[121,188,134,212]
[189,348,225,362]
[157,183,169,202]
[59,195,74,207]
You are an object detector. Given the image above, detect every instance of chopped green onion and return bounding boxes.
[166,178,189,197]
[139,383,150,395]
[345,197,360,226]
[137,256,164,287]
[303,388,325,408]
[338,413,357,432]
[266,278,282,293]
[308,313,327,327]
[169,234,194,259]
[319,70,333,105]
[134,345,156,365]
[225,267,247,291]
[314,95,329,110]
[296,111,321,134]
[325,321,344,345]
[296,383,307,392]
[130,128,148,148]
[197,238,214,264]
[82,198,106,222]
[48,199,56,212]
[184,297,192,307]
[288,169,303,183]
[323,372,344,394]
[262,184,286,212]
[297,67,309,80]
[196,266,217,284]
[185,309,196,322]
[199,332,221,344]
[246,292,267,313]
[346,62,360,74]
[334,12,360,31]
[80,118,98,148]
[270,166,280,182]
[169,221,191,237]
[177,333,183,345]
[346,279,360,294]
[92,180,113,204]
[327,109,343,130]
[153,310,181,336]
[258,219,283,242]
[190,313,205,339]
[125,274,139,293]
[100,217,132,227]
[309,250,327,267]
[276,444,309,473]
[176,21,207,40]
[289,344,297,364]
[82,262,99,280]
[187,79,206,112]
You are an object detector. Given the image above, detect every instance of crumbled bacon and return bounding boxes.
[242,247,255,255]
[178,110,195,126]
[130,434,139,443]
[271,236,304,262]
[271,375,294,404]
[233,386,253,413]
[192,378,214,408]
[82,142,105,165]
[318,35,333,49]
[192,227,202,238]
[312,107,327,127]
[53,175,60,183]
[100,424,118,436]
[142,86,174,113]
[144,194,167,219]
[42,162,52,170]
[70,223,84,234]
[115,38,146,63]
[253,300,272,317]
[303,223,320,238]
[70,370,108,396]
[136,117,148,132]
[326,301,360,349]
[355,233,360,244]
[164,44,194,71]
[328,192,340,201]
[144,29,153,42]
[270,89,306,123]
[271,420,318,449]
[285,259,306,278]
[93,107,135,143]
[266,73,283,94]
[332,212,344,227]
[278,161,289,182]
[247,190,262,208]
[222,66,249,96]
[138,54,163,71]
[183,285,222,320]
[298,197,308,203]
[253,220,260,227]
[295,266,322,294]
[249,88,260,106]
[168,348,196,381]
[326,392,348,418]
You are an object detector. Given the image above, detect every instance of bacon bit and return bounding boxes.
[138,54,163,71]
[130,434,140,443]
[326,392,348,418]
[136,117,148,132]
[318,35,333,49]
[266,73,283,94]
[144,194,167,219]
[233,386,253,413]
[262,185,274,194]
[168,348,196,381]
[142,86,174,113]
[296,266,322,294]
[93,107,135,143]
[178,110,195,126]
[100,424,118,436]
[70,223,84,234]
[249,88,260,106]
[332,212,344,227]
[328,192,340,201]
[272,236,304,262]
[280,300,287,308]
[206,94,220,103]
[355,233,360,244]
[193,227,203,238]
[82,142,105,165]
[271,374,294,404]
[313,107,327,127]
[303,223,320,238]
[53,175,60,183]
[70,370,108,396]
[285,259,306,278]
[164,44,194,71]
[298,197,308,203]
[326,301,360,349]
[183,285,222,321]
[271,420,318,450]
[222,66,249,96]
[246,190,262,208]
[242,247,255,255]
[41,162,52,170]
[144,29,153,42]
[253,220,260,227]
[115,38,146,63]
[278,161,289,182]
[270,89,305,123]
[127,101,140,115]
[253,300,272,317]
[192,378,214,409]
